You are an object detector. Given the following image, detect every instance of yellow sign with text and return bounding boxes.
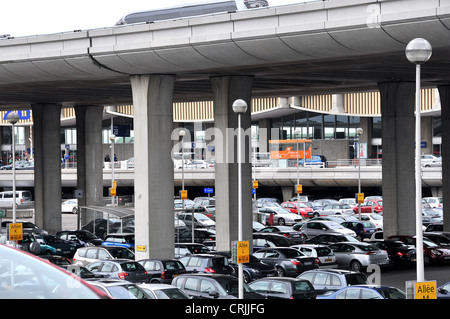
[238,241,249,264]
[415,281,437,299]
[9,222,23,241]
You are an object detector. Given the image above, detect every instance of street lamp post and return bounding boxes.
[7,111,19,248]
[179,130,191,242]
[405,38,432,283]
[233,98,247,300]
[294,129,301,206]
[356,127,363,221]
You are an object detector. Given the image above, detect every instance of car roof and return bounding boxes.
[302,268,362,275]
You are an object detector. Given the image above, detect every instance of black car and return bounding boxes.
[174,243,211,258]
[304,234,360,245]
[249,277,316,299]
[256,226,307,244]
[179,254,234,275]
[56,230,103,247]
[368,240,416,268]
[138,259,189,284]
[175,228,216,244]
[252,247,317,277]
[253,233,297,251]
[211,252,277,283]
[41,234,77,258]
[423,232,450,247]
[171,273,263,299]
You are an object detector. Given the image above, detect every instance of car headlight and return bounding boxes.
[431,249,442,256]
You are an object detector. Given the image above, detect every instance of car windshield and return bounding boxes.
[293,281,314,293]
[328,223,345,229]
[377,287,406,299]
[315,246,333,257]
[77,232,98,240]
[216,277,253,295]
[121,262,146,272]
[345,273,368,285]
[279,249,303,258]
[106,285,147,299]
[108,247,135,259]
[195,214,210,220]
[153,288,190,299]
[356,244,378,251]
[370,214,382,220]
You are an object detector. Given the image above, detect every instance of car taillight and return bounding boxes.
[283,233,291,238]
[315,258,321,265]
[366,251,376,255]
[291,260,301,265]
[118,272,129,280]
[204,267,216,273]
[161,271,165,279]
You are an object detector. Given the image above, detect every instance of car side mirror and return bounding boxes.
[438,287,448,294]
[208,291,220,299]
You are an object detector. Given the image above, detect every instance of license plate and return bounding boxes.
[325,258,332,262]
[303,262,312,265]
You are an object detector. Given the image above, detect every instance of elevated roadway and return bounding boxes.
[0,0,450,106]
[0,166,441,188]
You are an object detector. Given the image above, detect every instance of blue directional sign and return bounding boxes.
[204,188,214,194]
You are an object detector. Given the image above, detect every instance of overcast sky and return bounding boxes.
[0,0,304,37]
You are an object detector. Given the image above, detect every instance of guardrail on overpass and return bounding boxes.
[0,165,442,188]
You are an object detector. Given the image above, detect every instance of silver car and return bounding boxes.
[258,206,302,226]
[316,203,355,217]
[300,220,356,239]
[329,242,389,271]
[291,244,339,269]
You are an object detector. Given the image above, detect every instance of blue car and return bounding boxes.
[438,281,450,299]
[101,234,135,250]
[317,285,406,299]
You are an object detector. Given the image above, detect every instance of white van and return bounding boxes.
[0,190,32,206]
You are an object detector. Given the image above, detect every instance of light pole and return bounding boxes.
[7,111,19,247]
[233,98,247,300]
[294,129,301,207]
[405,38,432,283]
[356,127,363,221]
[179,129,191,242]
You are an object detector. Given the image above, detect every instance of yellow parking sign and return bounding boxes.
[415,281,437,299]
[237,241,249,264]
[9,222,23,241]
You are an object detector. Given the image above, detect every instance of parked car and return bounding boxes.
[22,233,56,255]
[0,160,29,170]
[341,221,377,240]
[281,201,313,218]
[56,230,103,247]
[1,220,47,235]
[423,232,450,247]
[85,259,149,283]
[359,213,383,230]
[313,199,340,209]
[304,234,360,246]
[296,269,368,295]
[423,197,443,208]
[387,235,450,265]
[137,283,191,299]
[424,223,444,233]
[102,233,135,250]
[179,254,234,275]
[437,281,450,299]
[291,244,338,269]
[300,220,356,239]
[258,206,302,226]
[253,233,297,251]
[40,234,77,257]
[368,240,416,268]
[252,247,317,277]
[421,154,441,167]
[249,277,316,299]
[174,243,211,258]
[317,285,406,299]
[72,246,135,267]
[298,155,327,168]
[61,199,78,214]
[175,227,216,244]
[86,278,149,299]
[211,252,276,283]
[316,203,354,217]
[193,205,216,220]
[328,242,390,271]
[0,190,33,206]
[256,226,306,244]
[138,259,188,284]
[177,212,215,229]
[0,243,108,299]
[171,273,263,299]
[353,199,383,214]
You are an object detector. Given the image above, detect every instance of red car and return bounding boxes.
[281,201,313,218]
[387,235,450,266]
[353,199,383,214]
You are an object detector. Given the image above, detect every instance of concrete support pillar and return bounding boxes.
[378,82,416,238]
[281,186,294,202]
[437,86,450,232]
[74,106,104,228]
[131,74,176,260]
[32,103,62,234]
[211,75,254,252]
[258,118,271,153]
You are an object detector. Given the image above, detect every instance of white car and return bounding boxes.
[61,199,78,214]
[423,197,443,208]
[291,244,339,269]
[421,154,441,167]
[300,220,357,238]
[360,213,383,230]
